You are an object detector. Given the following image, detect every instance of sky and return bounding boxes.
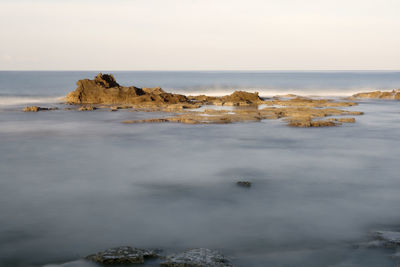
[0,0,399,70]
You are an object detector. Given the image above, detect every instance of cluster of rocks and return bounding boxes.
[122,105,362,127]
[86,246,232,267]
[23,73,365,127]
[351,89,400,100]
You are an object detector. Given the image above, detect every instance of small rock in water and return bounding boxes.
[161,248,233,267]
[23,106,58,112]
[78,106,97,111]
[85,246,160,264]
[236,181,251,188]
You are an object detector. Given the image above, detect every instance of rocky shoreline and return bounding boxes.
[23,73,370,128]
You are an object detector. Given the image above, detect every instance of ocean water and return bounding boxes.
[0,71,400,267]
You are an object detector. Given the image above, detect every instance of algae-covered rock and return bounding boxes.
[85,246,160,264]
[161,248,233,267]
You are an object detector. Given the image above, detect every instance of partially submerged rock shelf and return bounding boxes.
[122,106,362,127]
[25,73,365,127]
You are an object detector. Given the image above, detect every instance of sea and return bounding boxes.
[0,71,400,267]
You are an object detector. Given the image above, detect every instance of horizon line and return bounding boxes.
[1,69,400,72]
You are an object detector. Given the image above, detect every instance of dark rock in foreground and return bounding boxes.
[86,246,160,264]
[161,248,233,267]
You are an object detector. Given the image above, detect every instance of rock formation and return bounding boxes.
[66,73,189,106]
[64,73,363,127]
[351,89,400,100]
[122,106,363,127]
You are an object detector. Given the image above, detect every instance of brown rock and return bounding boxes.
[352,89,400,100]
[23,106,58,112]
[66,73,188,106]
[78,106,97,111]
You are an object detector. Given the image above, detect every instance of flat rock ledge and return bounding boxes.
[160,248,233,267]
[351,89,400,100]
[85,246,160,264]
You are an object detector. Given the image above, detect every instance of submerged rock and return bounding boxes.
[122,105,363,127]
[85,246,160,264]
[372,231,400,248]
[161,248,233,267]
[23,106,58,112]
[357,230,400,249]
[236,181,252,187]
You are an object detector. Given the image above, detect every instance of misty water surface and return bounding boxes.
[0,72,400,266]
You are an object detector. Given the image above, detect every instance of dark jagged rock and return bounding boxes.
[161,248,233,267]
[94,73,120,88]
[85,246,160,265]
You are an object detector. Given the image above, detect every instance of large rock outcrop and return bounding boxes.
[66,73,188,105]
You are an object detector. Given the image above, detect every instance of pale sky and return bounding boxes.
[0,0,399,70]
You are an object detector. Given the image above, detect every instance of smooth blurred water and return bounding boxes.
[0,72,400,267]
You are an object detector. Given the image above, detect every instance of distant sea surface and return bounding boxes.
[1,71,400,267]
[1,71,400,106]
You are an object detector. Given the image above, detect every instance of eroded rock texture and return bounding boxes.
[160,248,233,267]
[351,89,400,100]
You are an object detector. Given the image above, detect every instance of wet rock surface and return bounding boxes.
[23,106,58,112]
[160,248,233,267]
[351,89,400,100]
[66,73,189,106]
[123,106,362,127]
[85,246,161,265]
